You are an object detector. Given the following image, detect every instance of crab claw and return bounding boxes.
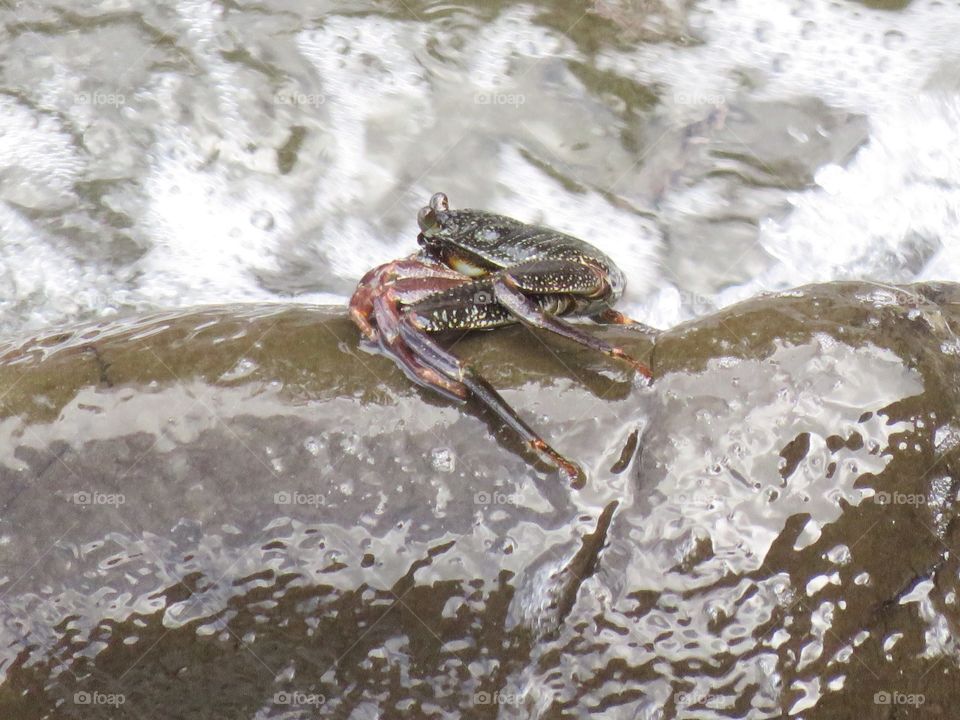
[349,254,478,400]
[349,248,593,489]
[530,439,586,489]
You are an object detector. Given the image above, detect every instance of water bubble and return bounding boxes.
[251,209,275,231]
[825,544,850,565]
[934,425,960,452]
[940,339,960,356]
[883,632,903,659]
[219,358,258,382]
[341,433,361,455]
[755,21,773,42]
[883,30,906,49]
[431,448,456,473]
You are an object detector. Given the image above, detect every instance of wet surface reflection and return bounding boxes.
[0,282,958,717]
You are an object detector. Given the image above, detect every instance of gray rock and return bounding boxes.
[0,282,957,718]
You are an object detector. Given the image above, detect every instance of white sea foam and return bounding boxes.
[596,0,960,325]
[714,95,960,312]
[493,144,661,305]
[0,0,958,336]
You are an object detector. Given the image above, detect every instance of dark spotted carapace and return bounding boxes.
[349,192,652,485]
[413,192,626,332]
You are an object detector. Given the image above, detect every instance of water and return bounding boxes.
[1,0,958,340]
[1,287,957,718]
[3,2,960,717]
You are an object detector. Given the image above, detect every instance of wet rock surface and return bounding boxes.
[0,282,958,719]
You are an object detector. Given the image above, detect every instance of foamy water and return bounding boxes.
[0,0,958,338]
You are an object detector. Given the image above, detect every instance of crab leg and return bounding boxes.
[489,260,653,380]
[350,255,476,399]
[592,308,635,324]
[589,308,660,339]
[349,255,470,340]
[372,291,469,401]
[397,320,585,487]
[350,254,598,484]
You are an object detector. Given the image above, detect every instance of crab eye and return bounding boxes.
[429,192,449,212]
[417,206,438,234]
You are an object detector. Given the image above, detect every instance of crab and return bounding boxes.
[349,192,653,486]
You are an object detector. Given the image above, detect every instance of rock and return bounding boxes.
[0,282,958,718]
